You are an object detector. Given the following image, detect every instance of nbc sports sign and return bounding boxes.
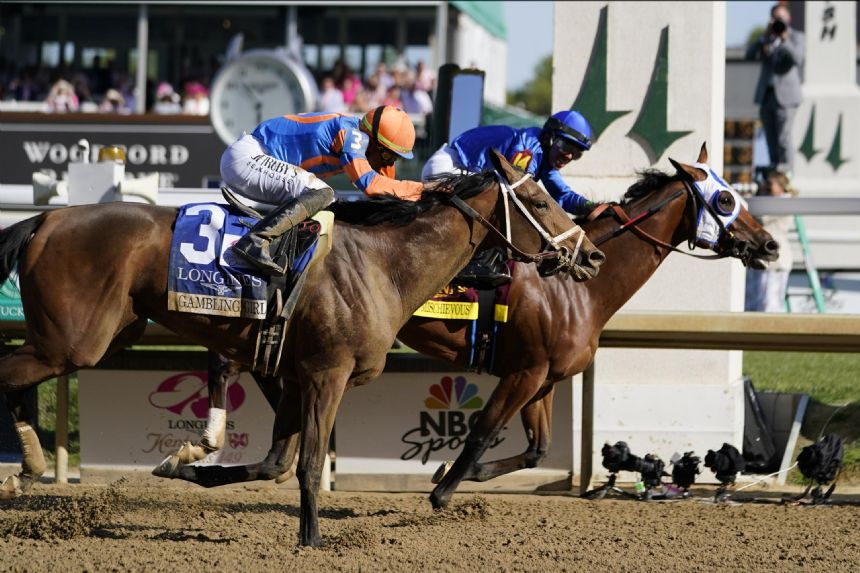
[335,371,573,492]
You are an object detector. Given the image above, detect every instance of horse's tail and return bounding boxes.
[0,215,44,285]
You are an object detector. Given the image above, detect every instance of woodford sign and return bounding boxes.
[0,113,226,188]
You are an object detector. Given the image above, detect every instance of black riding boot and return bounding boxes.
[232,186,334,275]
[452,247,511,289]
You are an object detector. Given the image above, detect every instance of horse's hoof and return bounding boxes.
[429,490,449,511]
[430,460,453,484]
[0,475,23,500]
[152,455,181,478]
[274,469,295,484]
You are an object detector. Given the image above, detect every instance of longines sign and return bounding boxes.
[0,113,226,188]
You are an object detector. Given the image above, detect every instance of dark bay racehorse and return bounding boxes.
[0,151,604,546]
[196,143,778,509]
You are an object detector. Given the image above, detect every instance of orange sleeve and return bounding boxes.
[343,158,424,201]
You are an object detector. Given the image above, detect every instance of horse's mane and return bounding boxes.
[327,170,497,227]
[621,169,679,205]
[578,169,680,224]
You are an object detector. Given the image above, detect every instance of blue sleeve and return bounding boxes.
[542,169,590,214]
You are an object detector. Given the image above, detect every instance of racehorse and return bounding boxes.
[188,143,778,510]
[0,151,604,546]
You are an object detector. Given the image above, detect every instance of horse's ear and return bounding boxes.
[669,157,707,181]
[697,142,708,164]
[489,148,516,180]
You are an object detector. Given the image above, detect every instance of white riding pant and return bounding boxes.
[421,144,470,182]
[220,133,331,205]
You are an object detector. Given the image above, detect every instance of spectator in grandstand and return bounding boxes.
[46,78,79,113]
[153,81,182,114]
[745,170,796,312]
[98,88,128,114]
[182,81,210,115]
[319,76,346,113]
[414,60,435,93]
[220,105,424,274]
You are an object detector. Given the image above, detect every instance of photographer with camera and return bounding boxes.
[746,3,805,176]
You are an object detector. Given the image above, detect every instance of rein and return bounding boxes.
[445,171,585,268]
[590,179,729,261]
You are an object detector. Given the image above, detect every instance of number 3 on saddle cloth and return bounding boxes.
[167,202,334,374]
[412,260,515,374]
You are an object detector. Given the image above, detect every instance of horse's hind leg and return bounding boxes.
[170,377,303,486]
[153,352,234,477]
[436,386,554,484]
[0,389,47,500]
[429,367,548,510]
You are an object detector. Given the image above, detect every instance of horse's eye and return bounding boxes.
[534,201,549,210]
[714,190,735,215]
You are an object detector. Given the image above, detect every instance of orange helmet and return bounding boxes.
[360,105,415,159]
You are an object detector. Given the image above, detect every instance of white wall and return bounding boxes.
[452,13,507,106]
[554,1,740,482]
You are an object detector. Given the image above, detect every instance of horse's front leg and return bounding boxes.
[152,352,236,477]
[429,367,548,510]
[0,389,47,500]
[296,368,350,547]
[433,385,554,484]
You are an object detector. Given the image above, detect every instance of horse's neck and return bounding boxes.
[582,207,683,326]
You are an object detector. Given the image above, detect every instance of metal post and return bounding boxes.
[286,5,298,53]
[135,4,149,114]
[55,375,69,484]
[579,363,595,495]
[794,215,827,313]
[434,1,448,70]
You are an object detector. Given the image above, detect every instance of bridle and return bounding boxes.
[589,172,754,262]
[444,171,587,275]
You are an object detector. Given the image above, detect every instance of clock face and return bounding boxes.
[210,52,316,146]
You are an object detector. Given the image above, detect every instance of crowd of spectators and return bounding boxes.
[0,58,212,116]
[315,58,435,116]
[0,56,434,118]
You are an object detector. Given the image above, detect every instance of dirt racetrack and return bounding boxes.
[1,481,859,572]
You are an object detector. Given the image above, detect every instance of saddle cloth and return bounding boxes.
[413,262,515,373]
[414,261,513,323]
[167,203,334,319]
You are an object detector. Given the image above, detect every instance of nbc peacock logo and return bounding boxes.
[400,375,504,464]
[424,375,483,410]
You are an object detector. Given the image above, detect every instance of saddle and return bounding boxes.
[223,188,335,376]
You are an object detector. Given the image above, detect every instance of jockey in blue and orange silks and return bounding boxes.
[221,105,424,274]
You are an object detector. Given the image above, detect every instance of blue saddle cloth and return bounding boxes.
[167,203,271,319]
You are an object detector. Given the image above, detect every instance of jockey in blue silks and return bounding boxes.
[422,109,595,216]
[422,110,595,286]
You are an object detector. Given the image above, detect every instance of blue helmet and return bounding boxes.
[543,110,593,151]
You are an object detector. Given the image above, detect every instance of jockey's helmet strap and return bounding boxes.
[370,105,385,141]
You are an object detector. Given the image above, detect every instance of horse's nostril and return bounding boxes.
[766,240,780,253]
[589,249,607,266]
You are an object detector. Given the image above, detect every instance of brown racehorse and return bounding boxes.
[194,143,778,510]
[0,151,604,546]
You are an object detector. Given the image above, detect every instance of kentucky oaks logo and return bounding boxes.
[148,371,245,421]
[400,375,505,464]
[144,372,249,457]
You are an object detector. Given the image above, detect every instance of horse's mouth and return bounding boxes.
[748,257,769,270]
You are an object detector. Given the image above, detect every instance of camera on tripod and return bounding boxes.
[598,441,667,497]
